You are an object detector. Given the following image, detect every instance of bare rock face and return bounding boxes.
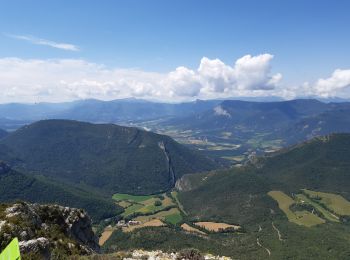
[0,201,100,259]
[175,176,193,192]
[39,204,100,253]
[19,237,50,258]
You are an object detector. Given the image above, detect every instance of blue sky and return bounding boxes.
[0,0,350,103]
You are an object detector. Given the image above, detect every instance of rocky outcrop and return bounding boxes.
[85,250,232,260]
[175,176,193,192]
[19,237,50,258]
[0,201,99,259]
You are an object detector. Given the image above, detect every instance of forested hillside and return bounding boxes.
[178,134,350,225]
[0,120,219,195]
[0,161,121,221]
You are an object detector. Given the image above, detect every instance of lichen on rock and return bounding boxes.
[0,201,100,259]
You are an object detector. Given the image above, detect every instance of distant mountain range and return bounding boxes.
[163,99,350,149]
[0,128,7,139]
[1,98,350,145]
[0,98,221,128]
[1,98,350,166]
[0,97,348,130]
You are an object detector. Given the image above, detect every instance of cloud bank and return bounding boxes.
[0,54,349,103]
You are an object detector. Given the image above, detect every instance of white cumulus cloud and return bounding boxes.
[0,54,283,103]
[313,69,350,97]
[213,106,231,117]
[3,54,349,103]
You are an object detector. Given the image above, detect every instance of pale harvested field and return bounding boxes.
[181,223,206,235]
[268,190,325,227]
[140,194,174,208]
[118,201,131,208]
[99,228,114,245]
[122,219,165,232]
[162,195,175,207]
[194,222,240,232]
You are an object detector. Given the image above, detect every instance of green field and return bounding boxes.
[303,189,350,216]
[134,208,181,223]
[171,191,187,215]
[268,189,350,226]
[135,207,183,225]
[164,212,183,225]
[122,204,143,217]
[268,191,325,227]
[113,192,181,220]
[111,192,184,228]
[112,193,153,203]
[296,194,339,222]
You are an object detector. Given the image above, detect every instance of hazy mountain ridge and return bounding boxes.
[160,99,350,153]
[0,129,7,139]
[0,99,221,127]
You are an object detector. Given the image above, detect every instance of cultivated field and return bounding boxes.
[296,194,339,222]
[302,189,350,216]
[122,219,165,232]
[181,223,206,235]
[194,222,240,232]
[117,201,132,208]
[100,193,185,244]
[268,191,325,227]
[133,208,182,224]
[99,227,114,246]
[112,193,153,203]
[112,192,176,217]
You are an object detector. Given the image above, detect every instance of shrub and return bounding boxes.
[177,249,204,260]
[154,200,162,207]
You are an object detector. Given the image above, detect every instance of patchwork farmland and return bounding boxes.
[268,189,350,227]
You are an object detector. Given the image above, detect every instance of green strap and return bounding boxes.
[0,238,21,260]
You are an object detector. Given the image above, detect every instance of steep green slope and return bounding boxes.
[0,120,219,195]
[94,134,350,260]
[258,133,350,196]
[0,162,121,221]
[178,134,350,225]
[177,169,278,226]
[166,134,350,258]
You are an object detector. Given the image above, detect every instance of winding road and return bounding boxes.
[272,222,283,241]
